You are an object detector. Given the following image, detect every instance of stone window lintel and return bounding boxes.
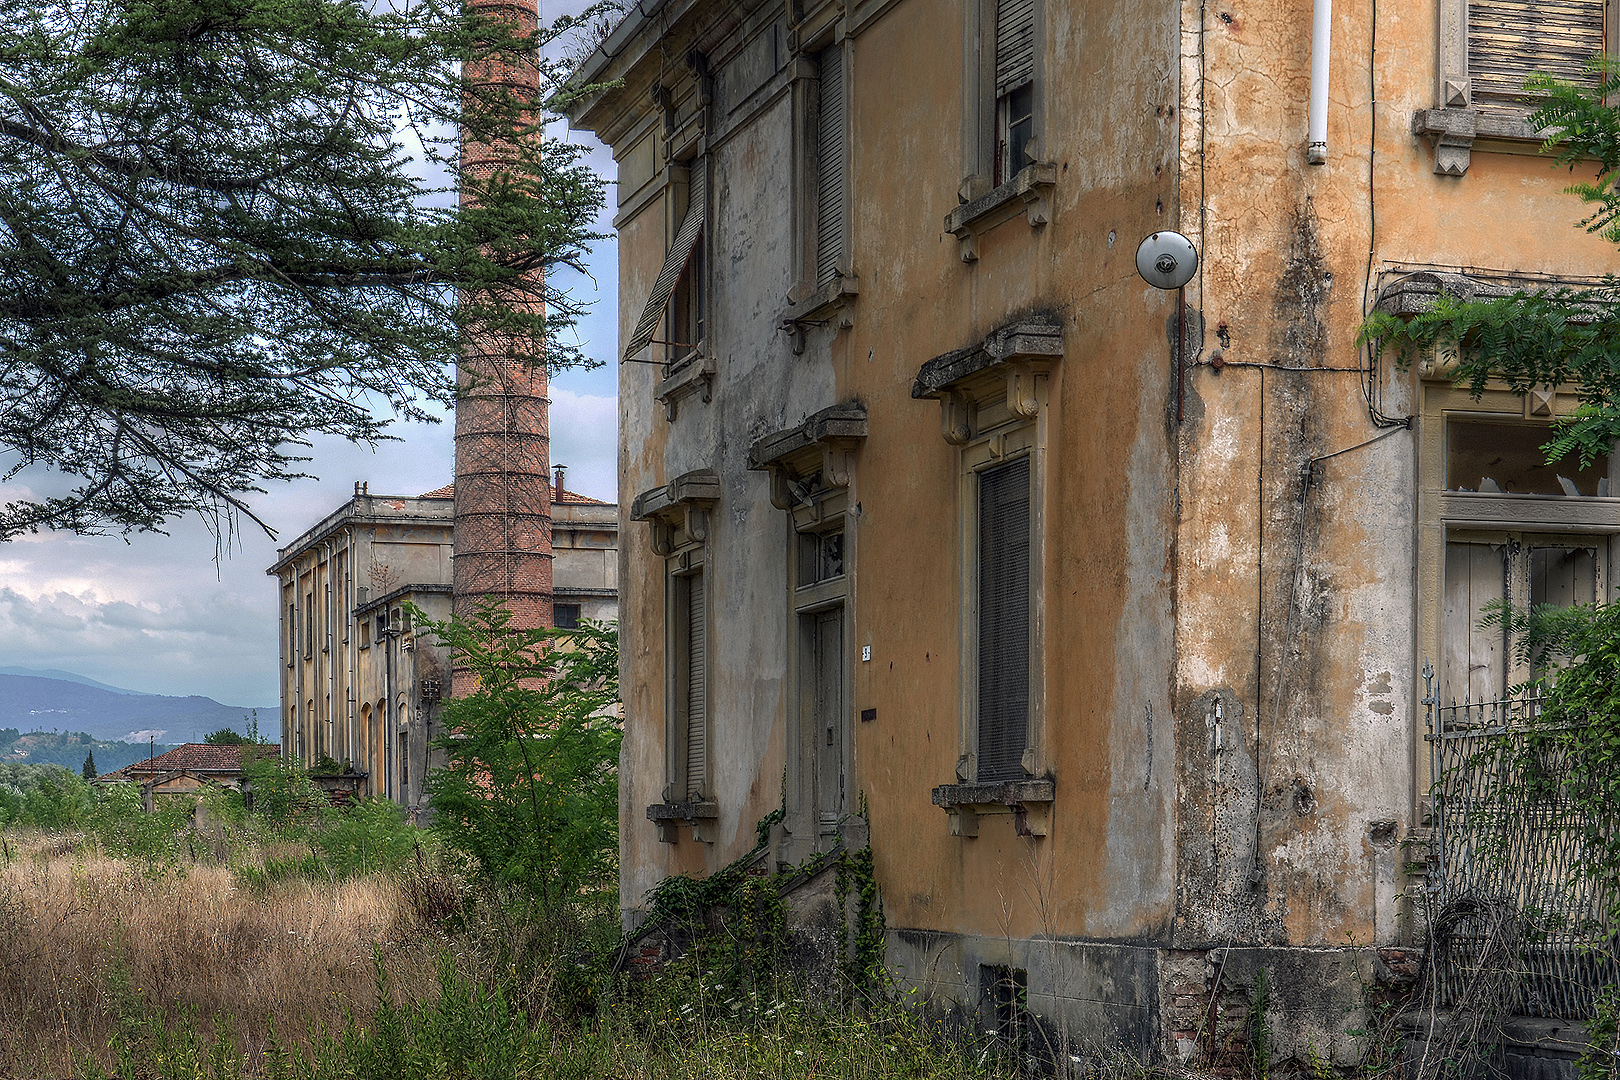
[747,402,868,508]
[944,162,1057,262]
[632,469,721,555]
[912,317,1063,444]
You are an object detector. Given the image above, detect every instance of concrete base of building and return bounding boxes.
[886,931,1406,1070]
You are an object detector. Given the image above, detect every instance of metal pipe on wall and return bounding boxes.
[1308,0,1332,164]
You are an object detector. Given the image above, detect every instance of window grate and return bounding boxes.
[978,457,1030,783]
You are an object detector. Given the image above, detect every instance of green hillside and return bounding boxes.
[0,729,180,775]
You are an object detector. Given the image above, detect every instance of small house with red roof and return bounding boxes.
[99,742,281,811]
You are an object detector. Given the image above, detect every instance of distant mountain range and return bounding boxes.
[0,672,275,746]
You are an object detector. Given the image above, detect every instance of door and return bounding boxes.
[811,606,845,836]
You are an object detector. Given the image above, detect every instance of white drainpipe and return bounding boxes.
[1308,0,1332,164]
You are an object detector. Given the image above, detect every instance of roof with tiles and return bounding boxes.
[99,743,279,781]
[418,482,612,506]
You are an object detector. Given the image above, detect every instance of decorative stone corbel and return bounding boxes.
[1413,108,1476,176]
[940,390,974,445]
[1005,361,1042,419]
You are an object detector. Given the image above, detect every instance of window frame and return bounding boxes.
[959,422,1043,784]
[962,0,1046,196]
[1437,0,1619,120]
[1416,377,1620,808]
[666,555,708,804]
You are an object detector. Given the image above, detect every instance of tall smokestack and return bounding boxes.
[452,0,553,692]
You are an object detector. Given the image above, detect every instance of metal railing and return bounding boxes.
[1423,664,1619,1019]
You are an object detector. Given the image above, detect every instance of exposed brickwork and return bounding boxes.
[451,0,552,695]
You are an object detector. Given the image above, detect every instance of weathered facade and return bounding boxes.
[269,480,620,808]
[569,0,1620,1063]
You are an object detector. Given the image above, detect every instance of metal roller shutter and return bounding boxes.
[995,0,1036,96]
[685,571,707,800]
[816,47,845,287]
[977,457,1031,783]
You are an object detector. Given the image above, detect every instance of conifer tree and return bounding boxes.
[0,0,610,538]
[81,750,96,780]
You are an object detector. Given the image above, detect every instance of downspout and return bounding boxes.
[1308,0,1332,164]
[384,621,395,802]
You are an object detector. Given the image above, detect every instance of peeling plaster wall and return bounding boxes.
[578,0,1620,1059]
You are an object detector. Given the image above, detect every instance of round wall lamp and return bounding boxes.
[1135,231,1201,422]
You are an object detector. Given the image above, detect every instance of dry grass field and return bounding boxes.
[0,832,445,1077]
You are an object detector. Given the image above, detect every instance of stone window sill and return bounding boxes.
[654,353,715,421]
[930,778,1054,837]
[780,276,859,354]
[943,163,1058,263]
[1412,107,1548,176]
[647,799,719,843]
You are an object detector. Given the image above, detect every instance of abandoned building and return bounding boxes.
[567,0,1620,1066]
[98,743,281,811]
[268,473,619,807]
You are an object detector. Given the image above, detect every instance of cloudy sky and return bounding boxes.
[1,24,620,712]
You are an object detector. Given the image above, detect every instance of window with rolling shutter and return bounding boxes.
[1469,0,1606,118]
[681,571,707,800]
[977,457,1031,783]
[993,0,1036,185]
[994,0,1035,96]
[815,46,845,288]
[624,162,706,362]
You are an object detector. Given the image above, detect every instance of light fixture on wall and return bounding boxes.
[1136,231,1200,423]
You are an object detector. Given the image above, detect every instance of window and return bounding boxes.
[304,592,314,657]
[1468,0,1606,120]
[982,966,1029,1049]
[287,602,297,666]
[993,0,1035,185]
[359,618,370,648]
[976,457,1032,782]
[623,159,706,367]
[798,528,844,586]
[813,45,846,288]
[376,612,388,640]
[553,603,581,629]
[672,569,707,801]
[1439,418,1613,702]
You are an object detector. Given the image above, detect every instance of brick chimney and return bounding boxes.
[452,0,552,693]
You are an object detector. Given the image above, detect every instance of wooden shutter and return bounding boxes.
[977,457,1031,783]
[624,163,706,360]
[995,0,1036,96]
[815,46,845,288]
[685,571,707,800]
[1442,541,1507,703]
[1469,0,1605,117]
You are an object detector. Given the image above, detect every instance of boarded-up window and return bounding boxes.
[1469,0,1606,119]
[815,46,845,287]
[677,571,707,800]
[978,457,1031,783]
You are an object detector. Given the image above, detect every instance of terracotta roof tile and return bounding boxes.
[105,743,279,779]
[416,482,612,506]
